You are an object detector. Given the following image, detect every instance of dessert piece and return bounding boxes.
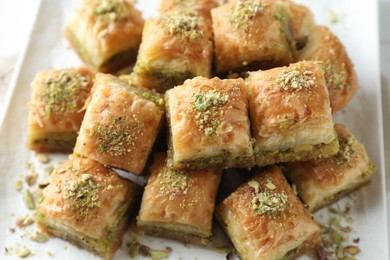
[131,9,212,92]
[299,25,359,113]
[27,67,94,153]
[216,165,321,260]
[165,76,254,170]
[283,123,375,212]
[137,153,221,245]
[74,73,164,175]
[212,0,296,75]
[246,61,339,166]
[37,157,139,259]
[65,0,144,73]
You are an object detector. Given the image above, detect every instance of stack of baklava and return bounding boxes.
[26,0,374,259]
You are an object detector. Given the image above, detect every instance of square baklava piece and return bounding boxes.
[74,73,164,175]
[27,67,94,153]
[65,0,144,73]
[282,123,375,212]
[37,157,139,259]
[137,153,221,245]
[211,0,296,75]
[216,165,321,260]
[131,10,212,92]
[299,25,359,113]
[165,76,254,170]
[246,61,339,166]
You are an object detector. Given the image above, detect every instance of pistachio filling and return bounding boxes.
[333,136,356,167]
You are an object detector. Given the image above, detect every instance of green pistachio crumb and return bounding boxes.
[22,190,36,210]
[160,10,204,39]
[273,69,315,92]
[17,247,31,258]
[159,167,189,200]
[30,231,50,243]
[15,180,23,192]
[230,0,263,32]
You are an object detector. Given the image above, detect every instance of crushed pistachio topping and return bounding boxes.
[63,173,102,218]
[229,0,263,32]
[94,0,127,22]
[192,90,229,136]
[323,60,350,91]
[158,167,189,200]
[273,69,315,92]
[160,11,204,39]
[141,92,165,107]
[95,116,143,156]
[249,179,288,216]
[40,70,89,115]
[333,136,356,167]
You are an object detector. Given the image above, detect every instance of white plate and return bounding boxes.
[0,0,388,259]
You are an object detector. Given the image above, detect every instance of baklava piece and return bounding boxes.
[37,157,139,259]
[27,67,94,153]
[246,61,339,167]
[299,25,359,113]
[216,165,321,260]
[283,124,375,212]
[65,0,144,73]
[212,0,296,75]
[74,73,164,175]
[165,76,254,170]
[131,10,212,92]
[137,153,221,245]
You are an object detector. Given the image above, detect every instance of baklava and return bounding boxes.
[246,61,339,166]
[212,0,296,75]
[283,124,375,212]
[74,73,164,175]
[65,0,144,73]
[299,25,359,113]
[216,165,321,260]
[37,157,139,259]
[165,76,254,170]
[27,67,94,153]
[131,10,212,92]
[137,153,221,245]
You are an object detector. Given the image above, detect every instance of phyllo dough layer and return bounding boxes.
[283,123,375,212]
[137,153,221,245]
[37,157,139,259]
[246,61,339,166]
[165,76,254,170]
[27,67,94,153]
[216,165,321,260]
[299,25,359,113]
[65,0,144,73]
[74,73,164,174]
[132,10,212,93]
[212,0,296,75]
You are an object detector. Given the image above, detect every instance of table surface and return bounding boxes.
[0,0,389,250]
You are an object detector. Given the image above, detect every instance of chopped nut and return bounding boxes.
[38,180,50,189]
[17,247,31,258]
[36,153,50,164]
[44,166,54,177]
[22,190,36,210]
[344,245,360,255]
[30,231,50,243]
[16,215,35,228]
[25,174,38,186]
[15,180,23,192]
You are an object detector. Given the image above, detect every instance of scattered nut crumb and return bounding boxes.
[328,10,339,23]
[35,153,50,164]
[30,230,50,243]
[16,215,35,228]
[17,247,31,258]
[25,174,38,186]
[15,180,23,192]
[22,189,36,210]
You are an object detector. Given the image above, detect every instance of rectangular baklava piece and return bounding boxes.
[282,123,375,212]
[137,153,221,245]
[27,67,94,153]
[131,9,212,92]
[74,73,164,175]
[37,157,139,259]
[211,0,296,75]
[216,165,321,260]
[299,25,359,113]
[65,0,144,73]
[165,76,254,170]
[246,61,339,166]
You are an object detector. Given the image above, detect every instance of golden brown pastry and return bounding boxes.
[74,73,164,175]
[37,157,139,259]
[27,67,94,153]
[282,124,375,212]
[246,61,339,166]
[137,153,221,245]
[299,25,359,113]
[131,10,212,93]
[65,0,144,73]
[212,0,296,75]
[165,76,254,170]
[216,165,321,260]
